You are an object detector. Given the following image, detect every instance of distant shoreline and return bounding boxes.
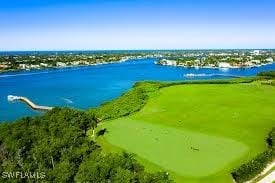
[155,61,275,69]
[0,58,132,75]
[1,59,275,77]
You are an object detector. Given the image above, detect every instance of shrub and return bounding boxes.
[89,82,163,120]
[232,150,273,182]
[257,71,275,78]
[231,128,275,183]
[267,128,275,149]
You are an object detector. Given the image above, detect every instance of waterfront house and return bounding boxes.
[218,62,231,68]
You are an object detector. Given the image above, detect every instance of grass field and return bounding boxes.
[98,83,275,182]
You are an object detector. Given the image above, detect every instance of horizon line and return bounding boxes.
[1,48,275,52]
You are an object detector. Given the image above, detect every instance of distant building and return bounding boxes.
[165,60,177,66]
[56,62,66,67]
[266,58,274,62]
[252,50,260,55]
[30,64,40,69]
[218,62,231,68]
[251,60,261,64]
[160,59,177,66]
[19,64,27,69]
[0,64,8,69]
[40,63,48,67]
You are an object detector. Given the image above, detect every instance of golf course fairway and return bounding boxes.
[98,83,275,182]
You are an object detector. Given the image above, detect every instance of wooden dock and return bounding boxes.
[7,95,53,111]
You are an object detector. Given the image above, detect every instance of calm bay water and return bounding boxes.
[1,58,275,122]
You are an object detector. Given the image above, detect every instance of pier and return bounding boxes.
[7,95,53,111]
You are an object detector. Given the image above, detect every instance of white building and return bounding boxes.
[251,60,261,64]
[266,57,274,62]
[30,64,40,69]
[252,50,260,55]
[19,64,27,69]
[218,62,231,68]
[161,59,177,66]
[56,62,66,67]
[40,63,48,67]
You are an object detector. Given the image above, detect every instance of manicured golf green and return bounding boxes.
[99,83,275,182]
[104,118,247,176]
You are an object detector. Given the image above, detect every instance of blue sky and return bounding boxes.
[0,0,275,50]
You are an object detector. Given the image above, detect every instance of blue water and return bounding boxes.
[1,58,275,122]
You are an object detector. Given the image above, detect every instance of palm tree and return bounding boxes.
[89,113,98,140]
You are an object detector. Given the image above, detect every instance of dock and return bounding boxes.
[7,95,53,111]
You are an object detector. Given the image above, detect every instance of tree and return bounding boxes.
[0,108,173,183]
[77,113,90,136]
[111,167,132,183]
[89,113,98,140]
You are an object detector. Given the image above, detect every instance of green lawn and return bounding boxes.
[98,83,275,182]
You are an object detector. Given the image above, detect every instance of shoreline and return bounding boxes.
[0,58,134,75]
[0,57,156,75]
[1,59,275,77]
[155,61,275,69]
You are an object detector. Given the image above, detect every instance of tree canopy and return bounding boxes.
[0,108,172,183]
